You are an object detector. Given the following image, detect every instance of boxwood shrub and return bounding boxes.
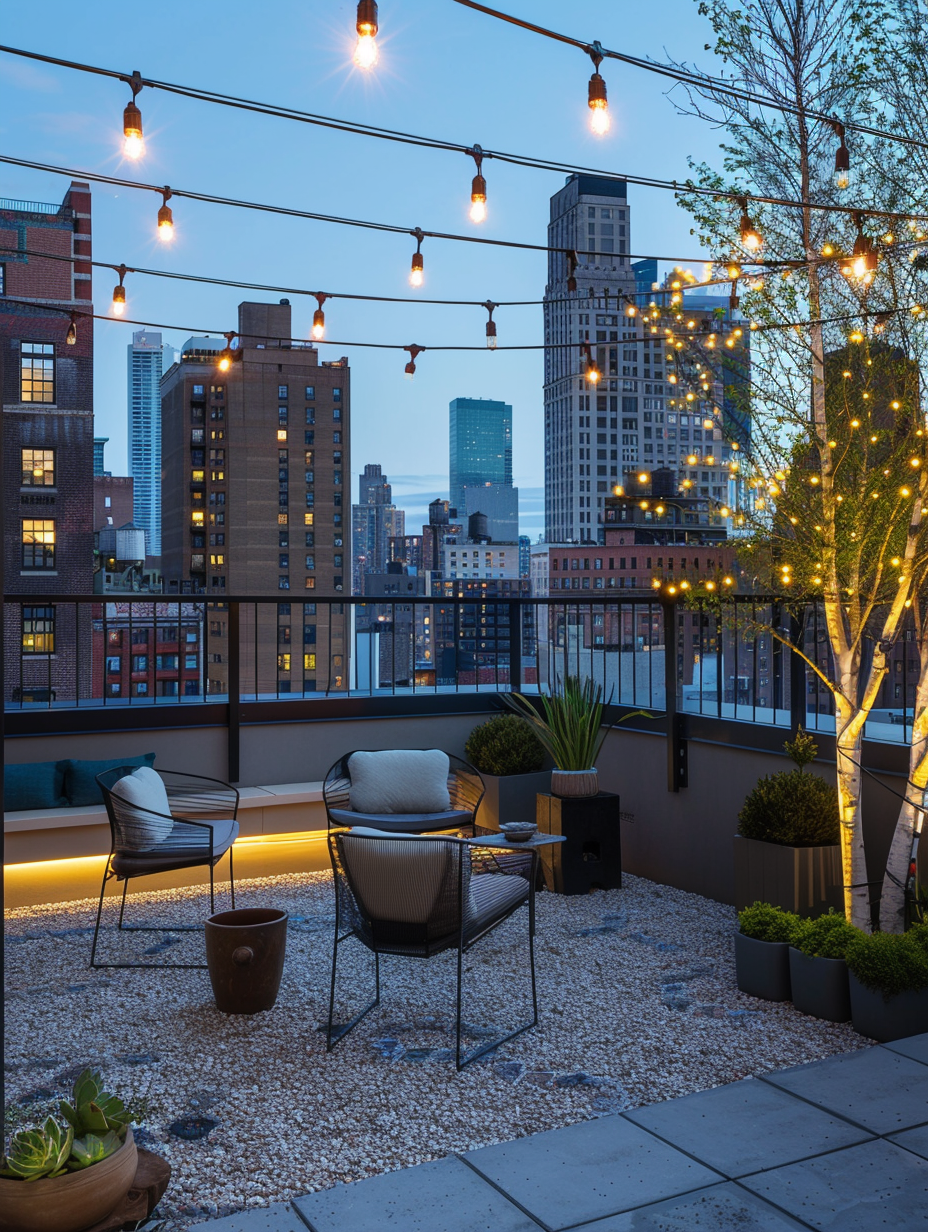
[845,925,928,997]
[792,911,857,960]
[465,714,546,777]
[737,901,800,943]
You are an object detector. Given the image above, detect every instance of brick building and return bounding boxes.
[160,300,351,694]
[1,183,94,703]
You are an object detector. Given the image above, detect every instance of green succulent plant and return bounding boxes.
[1,1118,73,1181]
[1,1070,133,1183]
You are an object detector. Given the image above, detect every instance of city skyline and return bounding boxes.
[0,1,728,541]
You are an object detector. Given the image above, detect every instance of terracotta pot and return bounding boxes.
[0,1128,137,1232]
[551,768,598,798]
[205,907,288,1014]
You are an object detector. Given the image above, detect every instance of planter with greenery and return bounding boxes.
[0,1070,138,1232]
[735,901,798,1001]
[845,925,928,1042]
[505,676,650,798]
[734,730,842,918]
[789,911,856,1022]
[465,714,550,831]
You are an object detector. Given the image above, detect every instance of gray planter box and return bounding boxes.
[734,930,792,1001]
[476,770,552,832]
[733,835,842,918]
[848,972,928,1042]
[789,948,851,1022]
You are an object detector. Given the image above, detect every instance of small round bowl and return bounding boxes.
[499,823,537,844]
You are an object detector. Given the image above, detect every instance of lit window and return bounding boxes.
[278,654,291,671]
[22,606,54,654]
[304,653,316,671]
[192,469,205,482]
[305,577,315,589]
[278,513,289,525]
[21,449,55,486]
[277,429,288,442]
[210,554,225,566]
[20,342,55,403]
[191,511,205,526]
[21,519,55,569]
[304,513,314,526]
[211,470,224,481]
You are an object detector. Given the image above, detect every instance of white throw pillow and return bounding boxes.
[115,766,174,851]
[348,750,451,814]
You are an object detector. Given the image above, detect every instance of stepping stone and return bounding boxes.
[293,1156,538,1232]
[188,1203,306,1231]
[573,1181,811,1230]
[463,1114,722,1230]
[625,1078,872,1178]
[881,1033,928,1067]
[762,1045,928,1134]
[741,1138,928,1230]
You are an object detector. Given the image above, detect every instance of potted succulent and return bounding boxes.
[505,676,649,798]
[465,713,550,832]
[734,729,841,917]
[0,1069,138,1232]
[789,911,856,1022]
[845,924,928,1042]
[735,901,798,1001]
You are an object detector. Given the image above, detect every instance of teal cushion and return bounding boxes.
[65,754,156,807]
[4,761,68,810]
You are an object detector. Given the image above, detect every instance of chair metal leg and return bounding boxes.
[326,934,380,1052]
[456,904,538,1071]
[228,845,236,909]
[117,880,129,930]
[209,861,216,917]
[89,863,112,968]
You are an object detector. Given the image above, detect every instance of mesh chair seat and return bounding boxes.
[111,818,239,877]
[466,871,529,940]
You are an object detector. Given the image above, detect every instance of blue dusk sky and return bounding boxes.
[0,1,727,538]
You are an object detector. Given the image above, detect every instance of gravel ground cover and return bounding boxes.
[5,871,866,1228]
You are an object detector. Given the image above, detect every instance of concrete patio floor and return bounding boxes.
[191,1033,928,1232]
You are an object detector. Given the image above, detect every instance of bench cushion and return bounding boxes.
[67,753,156,807]
[4,760,67,811]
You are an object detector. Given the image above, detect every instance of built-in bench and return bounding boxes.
[5,781,327,865]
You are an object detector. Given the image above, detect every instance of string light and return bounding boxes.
[216,331,236,372]
[484,300,497,349]
[833,121,850,191]
[403,343,424,379]
[66,312,77,345]
[468,146,487,223]
[739,199,762,251]
[122,70,144,160]
[843,214,878,282]
[409,228,424,288]
[111,263,127,316]
[581,341,601,383]
[353,0,379,69]
[157,187,174,242]
[587,44,610,136]
[311,294,326,341]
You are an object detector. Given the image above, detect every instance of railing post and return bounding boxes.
[227,601,241,783]
[789,609,806,736]
[661,599,686,792]
[508,600,522,693]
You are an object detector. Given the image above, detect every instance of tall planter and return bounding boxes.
[733,835,842,918]
[734,930,791,1001]
[789,948,851,1022]
[848,972,928,1042]
[477,770,552,832]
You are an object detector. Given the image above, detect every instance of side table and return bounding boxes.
[536,791,622,895]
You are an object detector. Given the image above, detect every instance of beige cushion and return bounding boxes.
[348,750,451,814]
[114,767,174,851]
[339,831,472,928]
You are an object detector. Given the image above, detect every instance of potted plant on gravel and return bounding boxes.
[845,924,928,1042]
[735,901,798,1001]
[465,713,550,832]
[789,911,857,1023]
[0,1069,138,1232]
[734,729,841,917]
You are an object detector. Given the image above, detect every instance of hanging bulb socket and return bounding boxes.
[157,187,174,242]
[404,343,424,379]
[66,313,77,346]
[587,44,610,136]
[122,71,144,159]
[217,331,237,372]
[112,264,128,316]
[581,340,601,384]
[312,293,327,341]
[567,249,578,293]
[483,300,498,350]
[833,121,850,190]
[409,227,425,288]
[354,0,379,68]
[729,277,740,311]
[468,145,487,223]
[738,198,762,251]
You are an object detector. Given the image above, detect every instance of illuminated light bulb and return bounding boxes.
[353,0,379,68]
[485,319,497,349]
[822,243,834,257]
[613,485,624,496]
[900,486,911,496]
[311,293,327,341]
[871,434,878,442]
[651,577,661,590]
[703,418,714,430]
[891,556,901,566]
[722,576,734,587]
[810,475,820,485]
[892,400,901,409]
[122,73,144,159]
[686,454,697,465]
[157,188,174,242]
[849,329,864,343]
[812,576,823,585]
[911,457,921,467]
[639,500,649,510]
[637,472,649,484]
[625,303,637,318]
[667,585,677,595]
[833,122,850,189]
[409,249,424,288]
[679,580,690,591]
[720,506,730,517]
[587,60,610,136]
[726,261,742,280]
[112,283,126,316]
[850,418,860,428]
[66,314,77,345]
[706,580,716,591]
[739,200,762,251]
[790,516,798,524]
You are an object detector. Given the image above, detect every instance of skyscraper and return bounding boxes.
[127,329,172,558]
[543,175,638,543]
[351,463,405,594]
[449,396,518,540]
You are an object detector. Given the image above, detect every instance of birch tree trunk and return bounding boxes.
[880,648,928,931]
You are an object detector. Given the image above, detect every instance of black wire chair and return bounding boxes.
[322,750,485,835]
[326,830,537,1069]
[91,766,240,969]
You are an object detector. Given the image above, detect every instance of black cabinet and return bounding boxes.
[535,791,622,895]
